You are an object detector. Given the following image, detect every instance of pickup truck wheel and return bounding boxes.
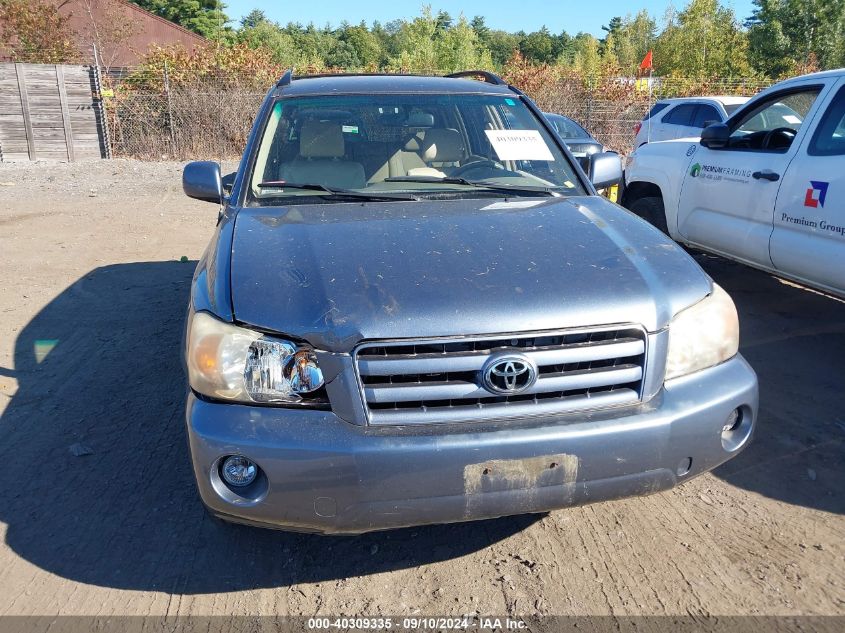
[629,196,668,234]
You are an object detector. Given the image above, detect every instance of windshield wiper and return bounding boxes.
[257,181,419,201]
[383,176,560,197]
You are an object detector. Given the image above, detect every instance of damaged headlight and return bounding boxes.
[186,311,325,405]
[665,283,739,380]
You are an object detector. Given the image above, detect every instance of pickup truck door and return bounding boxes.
[676,84,827,269]
[770,79,845,295]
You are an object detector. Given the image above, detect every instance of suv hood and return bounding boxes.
[230,197,711,352]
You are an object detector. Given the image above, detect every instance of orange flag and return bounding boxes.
[639,50,653,72]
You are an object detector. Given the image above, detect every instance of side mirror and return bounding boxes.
[700,123,730,149]
[588,152,623,190]
[221,171,236,196]
[183,161,223,203]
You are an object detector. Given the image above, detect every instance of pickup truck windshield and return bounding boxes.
[247,93,586,203]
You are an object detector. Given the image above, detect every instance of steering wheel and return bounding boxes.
[762,127,796,150]
[450,158,504,179]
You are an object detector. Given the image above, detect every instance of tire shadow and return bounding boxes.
[0,262,538,593]
[696,253,845,515]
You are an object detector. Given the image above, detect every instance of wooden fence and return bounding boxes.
[0,63,107,162]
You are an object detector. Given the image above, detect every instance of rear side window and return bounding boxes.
[663,104,697,125]
[643,102,669,121]
[691,104,721,128]
[809,85,845,156]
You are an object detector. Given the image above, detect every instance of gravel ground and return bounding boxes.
[0,159,843,619]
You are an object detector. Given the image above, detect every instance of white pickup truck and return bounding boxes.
[623,69,845,298]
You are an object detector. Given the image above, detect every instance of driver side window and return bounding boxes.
[728,88,821,152]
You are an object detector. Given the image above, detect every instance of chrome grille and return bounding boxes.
[355,326,647,425]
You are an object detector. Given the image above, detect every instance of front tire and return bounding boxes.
[628,196,668,234]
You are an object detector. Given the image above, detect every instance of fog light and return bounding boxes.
[221,455,257,487]
[722,408,742,432]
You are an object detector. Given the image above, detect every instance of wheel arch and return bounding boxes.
[621,180,664,208]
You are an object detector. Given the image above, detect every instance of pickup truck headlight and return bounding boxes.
[186,311,325,404]
[665,284,739,380]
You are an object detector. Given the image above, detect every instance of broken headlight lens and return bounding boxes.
[665,283,739,380]
[186,311,325,404]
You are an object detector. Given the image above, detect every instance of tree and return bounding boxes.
[436,14,493,72]
[388,7,438,71]
[598,11,658,73]
[747,0,845,77]
[552,31,576,64]
[470,16,489,42]
[240,9,267,29]
[0,0,80,62]
[434,10,452,34]
[573,34,601,82]
[485,29,521,67]
[131,1,230,39]
[338,22,384,68]
[654,0,752,77]
[520,27,555,64]
[325,40,360,69]
[601,16,623,48]
[236,18,297,66]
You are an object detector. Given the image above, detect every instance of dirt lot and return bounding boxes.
[0,160,843,619]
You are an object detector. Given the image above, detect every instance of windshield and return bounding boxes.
[547,114,589,139]
[247,92,586,204]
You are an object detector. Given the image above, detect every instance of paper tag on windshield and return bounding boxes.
[485,130,554,161]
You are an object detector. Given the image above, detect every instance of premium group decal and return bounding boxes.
[782,180,844,238]
[688,162,752,184]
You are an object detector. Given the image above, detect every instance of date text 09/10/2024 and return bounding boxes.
[306,617,528,630]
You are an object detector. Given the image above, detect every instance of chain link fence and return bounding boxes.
[531,76,772,154]
[103,68,266,159]
[101,67,772,160]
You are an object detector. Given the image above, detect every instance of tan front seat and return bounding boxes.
[393,128,465,178]
[280,120,366,189]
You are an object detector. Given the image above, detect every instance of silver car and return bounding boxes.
[181,70,758,533]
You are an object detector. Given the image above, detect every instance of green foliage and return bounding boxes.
[338,22,385,68]
[7,0,843,83]
[653,0,752,77]
[485,30,522,67]
[436,15,494,72]
[747,0,845,77]
[520,27,555,64]
[611,11,657,72]
[131,0,230,39]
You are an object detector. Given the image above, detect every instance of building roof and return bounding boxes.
[55,0,207,66]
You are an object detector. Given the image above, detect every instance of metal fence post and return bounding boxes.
[164,61,176,153]
[91,43,112,159]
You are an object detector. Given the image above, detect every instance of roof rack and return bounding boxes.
[275,69,509,88]
[445,70,507,86]
[276,68,293,87]
[292,72,426,80]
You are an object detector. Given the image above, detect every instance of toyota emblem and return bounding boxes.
[481,355,538,395]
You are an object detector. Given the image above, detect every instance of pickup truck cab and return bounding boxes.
[624,69,845,298]
[181,70,757,533]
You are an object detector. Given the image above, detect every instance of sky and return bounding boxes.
[222,0,758,37]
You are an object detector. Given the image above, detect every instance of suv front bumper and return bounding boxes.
[186,355,757,534]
